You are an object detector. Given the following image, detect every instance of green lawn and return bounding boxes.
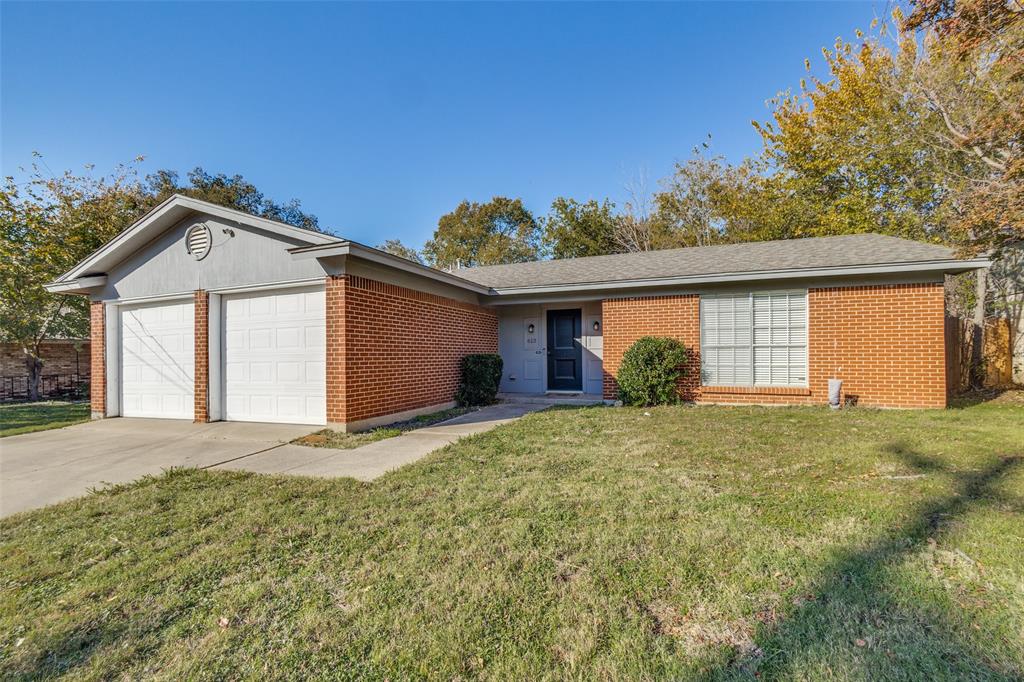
[1,396,1022,680]
[294,406,477,449]
[0,401,89,438]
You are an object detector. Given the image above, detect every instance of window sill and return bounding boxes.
[701,385,811,397]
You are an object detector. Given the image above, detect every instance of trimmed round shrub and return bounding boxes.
[456,353,504,406]
[616,336,689,406]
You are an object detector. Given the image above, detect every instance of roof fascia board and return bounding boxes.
[55,194,337,284]
[43,275,108,294]
[485,258,990,297]
[290,242,493,295]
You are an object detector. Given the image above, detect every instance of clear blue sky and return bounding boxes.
[2,1,884,245]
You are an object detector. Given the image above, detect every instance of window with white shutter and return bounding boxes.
[700,290,807,387]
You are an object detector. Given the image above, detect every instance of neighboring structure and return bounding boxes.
[47,195,988,429]
[0,339,90,401]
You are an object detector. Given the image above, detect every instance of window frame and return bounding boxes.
[700,289,809,389]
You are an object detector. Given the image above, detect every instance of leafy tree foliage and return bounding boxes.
[750,33,958,244]
[376,239,424,264]
[654,140,740,247]
[1,160,149,398]
[900,0,1023,254]
[145,167,321,232]
[542,197,620,259]
[423,197,540,269]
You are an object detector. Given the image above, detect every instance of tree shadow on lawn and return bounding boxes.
[712,447,1023,680]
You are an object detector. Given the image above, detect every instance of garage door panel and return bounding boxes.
[305,360,325,379]
[120,301,194,420]
[305,326,325,348]
[249,329,271,349]
[225,330,246,351]
[223,287,326,425]
[276,293,301,314]
[250,362,273,382]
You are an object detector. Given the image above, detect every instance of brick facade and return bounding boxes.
[326,275,498,427]
[602,282,947,409]
[193,290,209,423]
[89,301,105,417]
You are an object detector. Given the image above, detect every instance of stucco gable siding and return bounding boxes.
[96,213,329,301]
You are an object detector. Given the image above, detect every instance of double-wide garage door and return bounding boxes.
[118,287,326,425]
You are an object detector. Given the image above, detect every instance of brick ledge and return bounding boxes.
[701,385,812,397]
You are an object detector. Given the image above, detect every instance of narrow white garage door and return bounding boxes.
[120,300,195,419]
[223,287,326,425]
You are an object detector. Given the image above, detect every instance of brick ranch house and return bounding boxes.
[46,195,988,430]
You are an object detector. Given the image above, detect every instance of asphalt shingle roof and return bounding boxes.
[456,234,958,289]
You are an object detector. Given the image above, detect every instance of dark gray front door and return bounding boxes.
[546,309,582,391]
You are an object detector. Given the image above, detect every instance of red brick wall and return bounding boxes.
[194,290,209,423]
[326,276,348,424]
[90,302,105,416]
[602,294,703,402]
[602,282,947,409]
[0,341,89,378]
[326,275,498,425]
[807,284,946,408]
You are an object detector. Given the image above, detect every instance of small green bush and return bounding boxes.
[616,336,689,406]
[456,354,504,406]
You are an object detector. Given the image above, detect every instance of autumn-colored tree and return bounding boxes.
[0,160,150,399]
[900,2,1023,252]
[423,197,540,269]
[752,32,958,244]
[542,197,620,259]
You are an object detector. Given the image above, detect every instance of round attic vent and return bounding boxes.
[186,223,212,261]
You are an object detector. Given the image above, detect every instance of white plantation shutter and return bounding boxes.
[701,290,807,387]
[700,293,752,386]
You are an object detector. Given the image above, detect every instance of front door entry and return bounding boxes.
[546,309,582,391]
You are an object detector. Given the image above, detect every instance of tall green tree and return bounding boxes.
[423,197,540,269]
[542,197,619,259]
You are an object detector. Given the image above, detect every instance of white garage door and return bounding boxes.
[120,300,195,419]
[223,287,326,425]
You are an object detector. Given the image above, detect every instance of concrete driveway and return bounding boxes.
[0,404,549,517]
[0,418,315,517]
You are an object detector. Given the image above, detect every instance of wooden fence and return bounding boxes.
[945,315,1014,393]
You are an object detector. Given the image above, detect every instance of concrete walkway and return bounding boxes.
[210,402,547,480]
